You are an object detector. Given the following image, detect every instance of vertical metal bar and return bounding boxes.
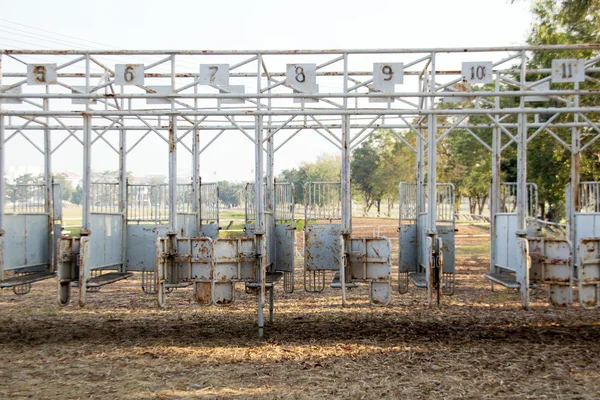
[516,50,529,308]
[0,116,4,240]
[168,55,177,234]
[340,52,350,306]
[266,90,275,270]
[193,83,201,235]
[255,114,265,337]
[256,53,265,338]
[120,127,127,273]
[0,52,3,243]
[43,86,53,271]
[569,81,580,304]
[490,71,502,276]
[82,54,91,232]
[426,52,439,307]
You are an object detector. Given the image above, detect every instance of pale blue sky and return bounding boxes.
[0,0,535,182]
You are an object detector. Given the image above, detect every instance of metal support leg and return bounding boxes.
[269,286,274,324]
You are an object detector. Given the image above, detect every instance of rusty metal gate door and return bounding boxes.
[156,236,213,306]
[574,182,600,308]
[127,183,198,293]
[0,183,62,293]
[274,183,295,293]
[348,237,392,305]
[487,182,540,307]
[398,182,417,293]
[398,182,455,294]
[303,182,342,292]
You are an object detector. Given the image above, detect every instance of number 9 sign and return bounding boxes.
[115,64,145,85]
[373,62,404,92]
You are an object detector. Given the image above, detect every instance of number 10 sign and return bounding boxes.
[461,62,493,84]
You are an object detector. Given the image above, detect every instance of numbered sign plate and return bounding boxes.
[27,64,57,85]
[115,64,145,86]
[373,62,404,91]
[286,63,317,93]
[199,64,230,86]
[552,59,585,83]
[146,86,172,104]
[461,62,493,84]
[71,86,97,105]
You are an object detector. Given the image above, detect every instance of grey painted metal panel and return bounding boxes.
[201,223,219,240]
[87,214,122,271]
[438,223,455,273]
[399,224,417,273]
[177,214,197,237]
[495,213,518,271]
[574,213,600,267]
[3,214,48,270]
[126,224,168,271]
[348,237,392,305]
[213,237,256,304]
[274,224,294,272]
[304,224,342,271]
[418,213,428,269]
[577,237,600,308]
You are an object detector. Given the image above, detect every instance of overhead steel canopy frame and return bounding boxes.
[1,45,599,335]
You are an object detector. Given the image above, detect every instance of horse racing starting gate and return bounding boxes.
[1,44,600,336]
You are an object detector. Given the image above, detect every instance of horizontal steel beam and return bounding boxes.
[2,44,599,55]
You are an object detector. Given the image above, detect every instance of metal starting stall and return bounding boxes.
[398,182,456,299]
[1,45,599,336]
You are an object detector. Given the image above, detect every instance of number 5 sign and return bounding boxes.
[27,64,57,85]
[461,62,493,84]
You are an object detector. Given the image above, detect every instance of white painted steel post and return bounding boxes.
[119,126,127,273]
[168,55,178,235]
[340,52,351,306]
[266,106,275,271]
[516,50,529,308]
[82,55,91,233]
[0,116,4,236]
[426,52,440,307]
[193,87,201,236]
[0,52,3,236]
[256,53,266,338]
[490,72,502,277]
[43,88,53,271]
[255,115,266,338]
[569,81,580,304]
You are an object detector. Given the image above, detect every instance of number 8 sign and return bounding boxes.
[461,62,493,84]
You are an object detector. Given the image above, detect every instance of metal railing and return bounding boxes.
[399,182,417,221]
[275,182,294,223]
[499,182,538,217]
[127,183,194,222]
[3,184,46,213]
[304,182,341,222]
[91,182,120,213]
[200,182,219,223]
[399,182,455,223]
[579,182,600,213]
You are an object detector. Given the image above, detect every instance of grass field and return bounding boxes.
[1,220,599,399]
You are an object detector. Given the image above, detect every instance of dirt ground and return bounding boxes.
[1,220,599,399]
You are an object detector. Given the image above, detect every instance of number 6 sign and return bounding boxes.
[115,64,145,85]
[461,62,493,84]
